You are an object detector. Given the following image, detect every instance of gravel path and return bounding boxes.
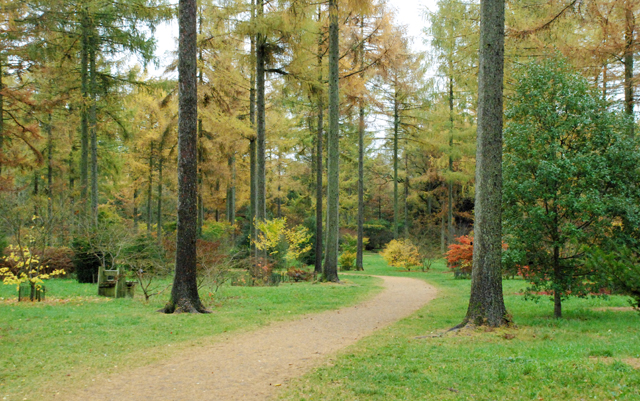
[63,275,437,401]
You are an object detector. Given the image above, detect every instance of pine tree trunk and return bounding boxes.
[162,0,208,314]
[448,78,454,244]
[440,206,445,254]
[89,32,98,226]
[197,9,204,238]
[323,0,340,282]
[256,0,267,256]
[404,148,409,238]
[133,187,139,234]
[147,143,154,235]
[197,118,204,237]
[356,98,365,271]
[249,0,257,258]
[47,113,53,220]
[356,17,365,271]
[624,1,634,135]
[80,14,89,218]
[393,85,399,240]
[464,0,508,328]
[156,155,163,243]
[314,8,324,275]
[228,154,236,225]
[249,138,257,254]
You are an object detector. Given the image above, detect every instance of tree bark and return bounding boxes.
[156,155,163,243]
[89,30,98,226]
[464,0,508,327]
[80,13,89,218]
[47,113,53,220]
[448,78,454,244]
[404,146,409,238]
[147,142,154,235]
[197,9,204,238]
[323,0,340,282]
[393,84,399,240]
[315,6,324,275]
[256,0,266,233]
[162,0,208,314]
[133,187,139,234]
[227,154,236,225]
[553,245,562,319]
[356,16,365,271]
[624,1,635,135]
[249,0,257,258]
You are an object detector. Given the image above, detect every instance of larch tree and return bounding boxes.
[323,0,340,282]
[161,0,208,314]
[462,0,509,327]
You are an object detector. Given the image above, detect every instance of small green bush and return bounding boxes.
[201,220,233,241]
[72,238,104,284]
[339,251,356,271]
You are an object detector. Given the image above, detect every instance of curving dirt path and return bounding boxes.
[63,275,437,401]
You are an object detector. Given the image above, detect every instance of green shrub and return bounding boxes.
[363,221,393,250]
[72,238,104,284]
[339,251,356,271]
[201,220,233,241]
[0,234,7,258]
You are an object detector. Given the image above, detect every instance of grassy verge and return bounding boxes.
[279,253,640,400]
[0,274,383,401]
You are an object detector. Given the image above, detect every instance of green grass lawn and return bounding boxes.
[279,254,640,401]
[0,274,383,401]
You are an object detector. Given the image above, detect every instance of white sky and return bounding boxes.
[149,0,438,77]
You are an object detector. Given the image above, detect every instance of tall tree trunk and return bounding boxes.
[323,0,340,282]
[227,154,236,225]
[147,142,154,235]
[249,0,257,258]
[256,0,267,253]
[197,6,204,238]
[133,187,139,234]
[162,0,208,314]
[356,16,365,271]
[157,155,163,243]
[249,138,256,252]
[393,84,399,240]
[464,0,508,327]
[553,245,562,319]
[47,113,53,220]
[89,31,98,226]
[602,62,608,101]
[624,1,635,135]
[197,118,204,236]
[314,6,324,275]
[356,95,365,270]
[404,147,409,238]
[80,13,89,218]
[440,205,446,254]
[448,78,454,244]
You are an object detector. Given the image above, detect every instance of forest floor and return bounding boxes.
[58,275,437,401]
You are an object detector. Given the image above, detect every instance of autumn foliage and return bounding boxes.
[445,235,508,275]
[445,235,474,274]
[380,239,422,271]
